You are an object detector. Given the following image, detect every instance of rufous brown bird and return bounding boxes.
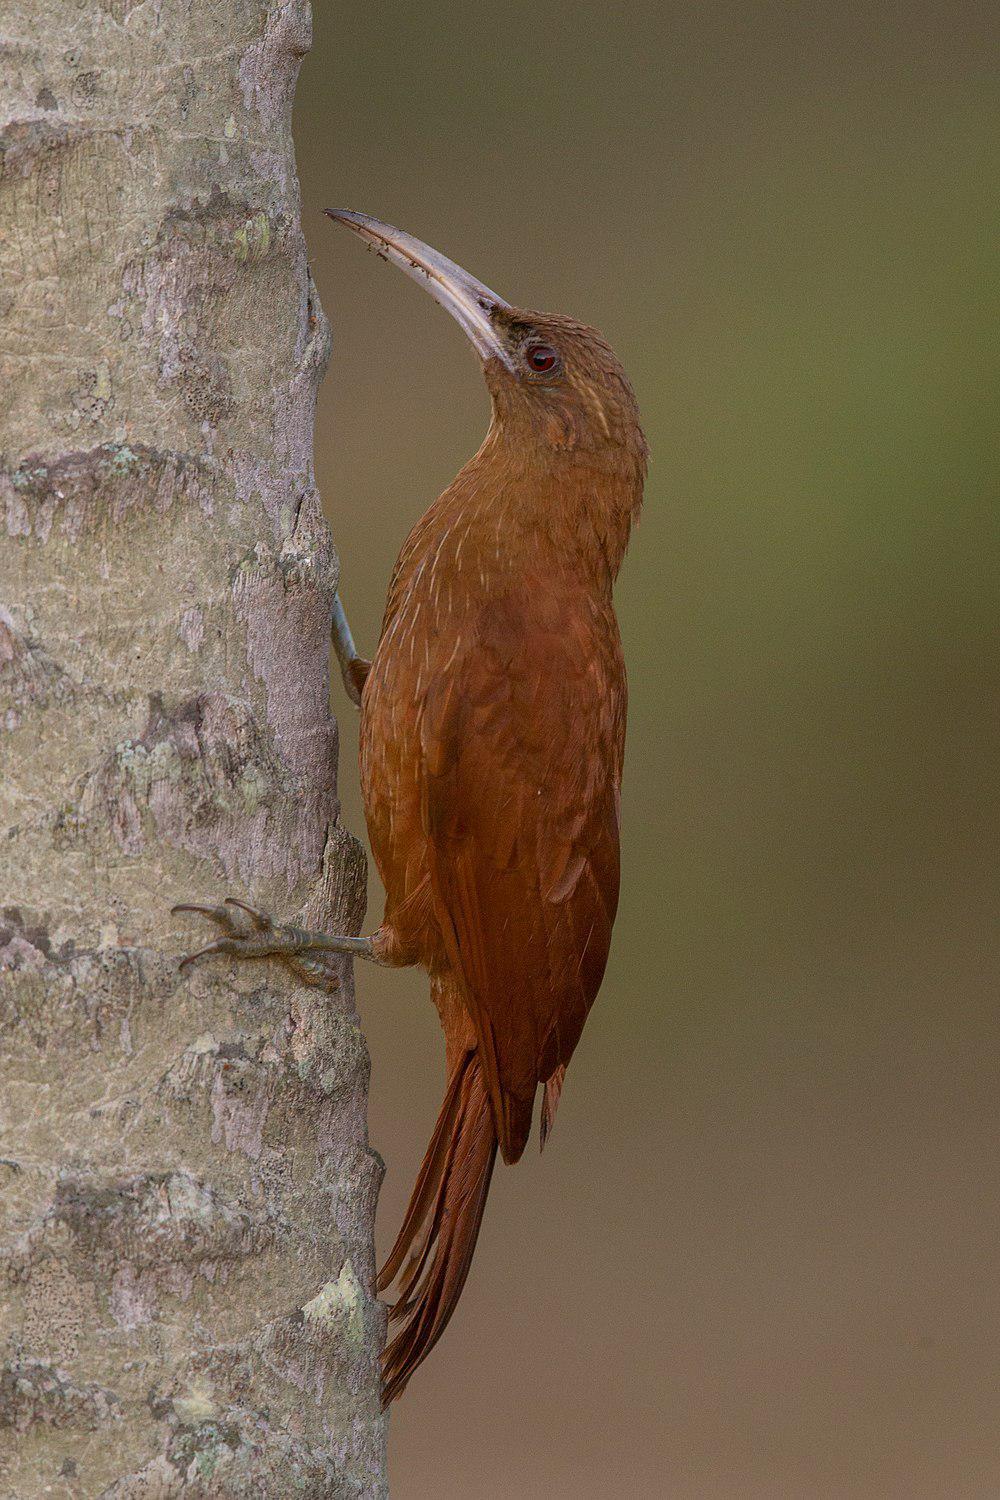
[174,211,647,1405]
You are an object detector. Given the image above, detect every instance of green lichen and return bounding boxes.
[114,739,145,775]
[11,465,48,491]
[114,736,182,796]
[108,444,141,472]
[172,1379,217,1426]
[233,212,271,264]
[301,1260,365,1346]
[149,738,183,783]
[237,762,267,813]
[168,1419,241,1482]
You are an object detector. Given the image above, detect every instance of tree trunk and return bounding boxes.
[0,2,386,1495]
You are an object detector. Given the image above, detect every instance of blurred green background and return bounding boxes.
[295,3,999,1495]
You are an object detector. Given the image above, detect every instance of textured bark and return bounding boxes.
[0,3,386,1496]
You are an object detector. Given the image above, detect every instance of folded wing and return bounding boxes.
[420,587,625,1163]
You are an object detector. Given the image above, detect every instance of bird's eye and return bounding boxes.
[526,343,559,374]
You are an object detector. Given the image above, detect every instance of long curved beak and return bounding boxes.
[325,209,515,370]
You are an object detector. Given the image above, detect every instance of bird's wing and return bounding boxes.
[420,587,625,1163]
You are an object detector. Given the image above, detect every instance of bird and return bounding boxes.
[174,210,647,1405]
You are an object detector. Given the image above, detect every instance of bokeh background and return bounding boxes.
[295,5,999,1495]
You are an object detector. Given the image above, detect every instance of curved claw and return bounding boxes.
[171,902,231,923]
[345,656,371,708]
[173,897,258,972]
[178,937,241,970]
[223,898,272,930]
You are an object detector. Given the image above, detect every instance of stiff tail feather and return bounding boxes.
[378,1049,497,1406]
[539,1063,566,1150]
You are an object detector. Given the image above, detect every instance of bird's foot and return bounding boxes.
[331,594,371,706]
[172,898,375,988]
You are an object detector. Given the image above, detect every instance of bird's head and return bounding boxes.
[325,210,647,477]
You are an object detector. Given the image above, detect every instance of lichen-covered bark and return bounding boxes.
[0,3,386,1495]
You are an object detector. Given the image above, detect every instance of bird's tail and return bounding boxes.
[377,1047,497,1406]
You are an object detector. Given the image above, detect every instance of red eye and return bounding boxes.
[526,344,558,373]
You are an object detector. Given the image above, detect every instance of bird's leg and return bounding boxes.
[172,898,382,986]
[331,592,371,707]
